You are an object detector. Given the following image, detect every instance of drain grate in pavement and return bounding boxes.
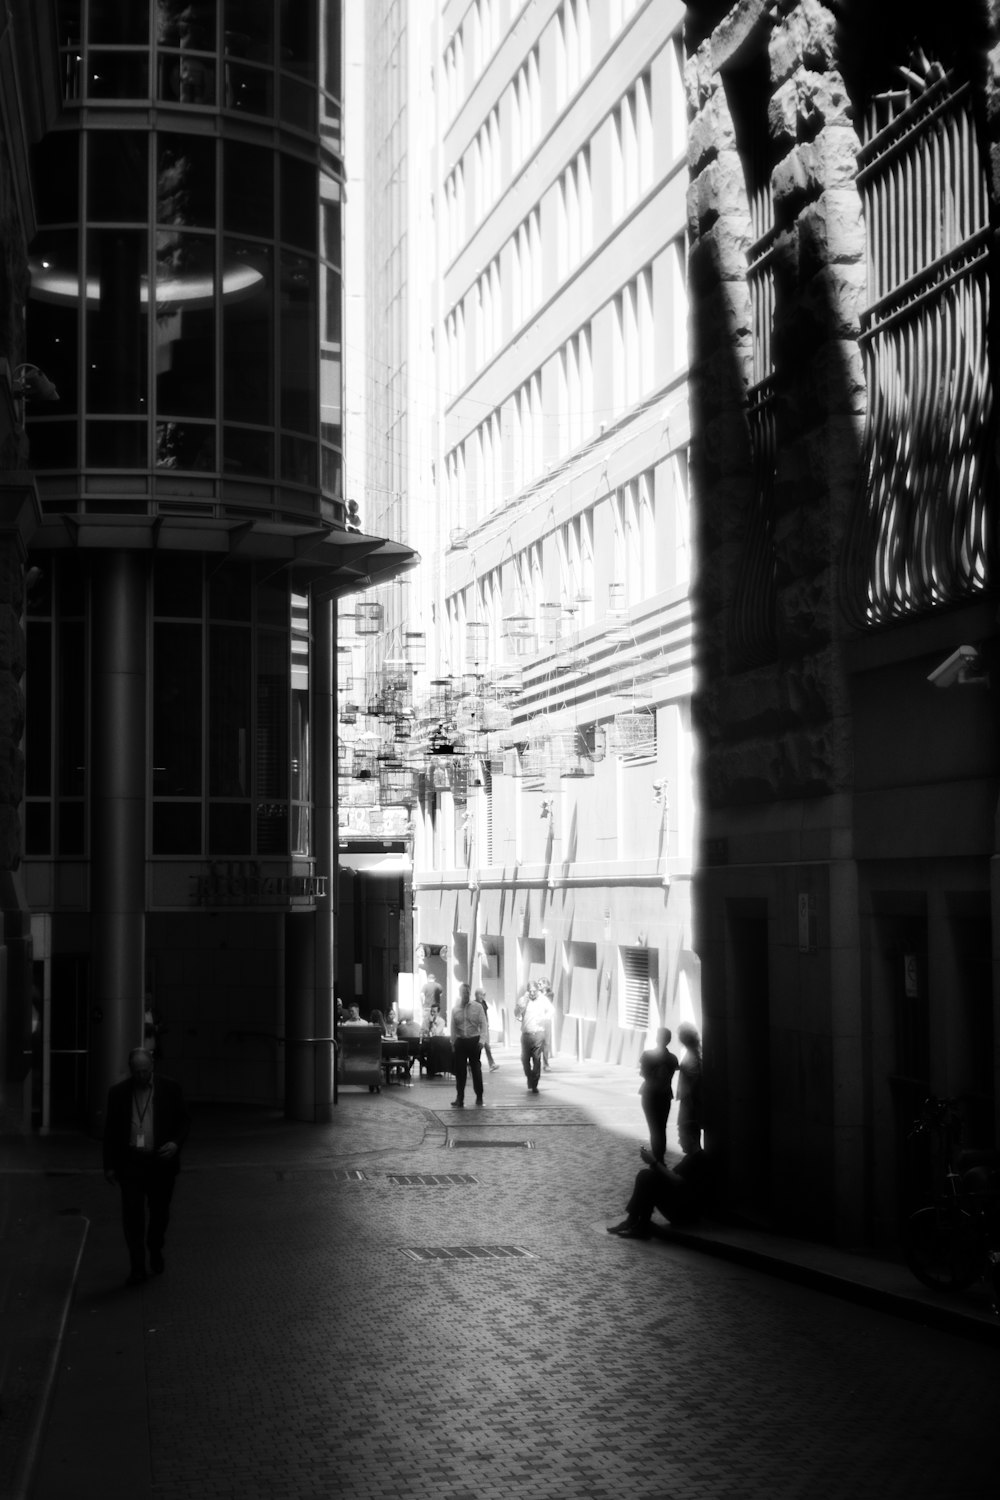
[398,1244,536,1264]
[447,1137,535,1149]
[275,1167,367,1181]
[386,1173,479,1186]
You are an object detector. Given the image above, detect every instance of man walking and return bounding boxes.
[450,982,487,1108]
[103,1046,190,1286]
[519,983,552,1094]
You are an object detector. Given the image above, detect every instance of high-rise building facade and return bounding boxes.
[12,1,414,1133]
[346,0,699,1068]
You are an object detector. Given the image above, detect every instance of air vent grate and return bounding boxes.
[398,1244,536,1264]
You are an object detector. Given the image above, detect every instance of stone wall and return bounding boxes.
[687,0,867,810]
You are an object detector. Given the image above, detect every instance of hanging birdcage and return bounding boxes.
[466,620,490,667]
[427,677,455,719]
[355,600,383,635]
[449,527,469,550]
[539,602,563,643]
[404,631,426,668]
[340,780,378,808]
[611,706,656,757]
[502,613,536,657]
[340,702,358,725]
[351,748,379,780]
[608,581,626,615]
[480,697,513,732]
[379,762,417,805]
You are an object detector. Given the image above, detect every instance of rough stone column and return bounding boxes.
[89,550,147,1135]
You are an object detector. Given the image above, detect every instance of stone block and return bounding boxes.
[769,80,799,151]
[798,70,855,133]
[769,0,837,88]
[691,152,753,231]
[797,191,866,274]
[689,214,753,286]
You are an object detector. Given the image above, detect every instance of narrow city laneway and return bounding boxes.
[28,1056,999,1500]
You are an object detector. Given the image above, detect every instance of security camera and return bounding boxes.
[927,644,988,689]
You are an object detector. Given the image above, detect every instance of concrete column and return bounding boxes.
[284,594,335,1121]
[88,551,147,1135]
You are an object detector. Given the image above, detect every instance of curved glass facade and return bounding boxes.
[26,0,344,522]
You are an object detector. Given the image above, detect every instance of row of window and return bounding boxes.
[444,247,688,527]
[443,457,690,677]
[445,0,657,131]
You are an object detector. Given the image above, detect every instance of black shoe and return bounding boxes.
[450,1099,464,1108]
[530,1084,539,1093]
[150,1252,165,1275]
[126,1270,146,1286]
[606,1219,634,1236]
[617,1223,652,1239]
[475,1097,484,1106]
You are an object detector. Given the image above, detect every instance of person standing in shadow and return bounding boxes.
[675,1022,704,1156]
[638,1026,679,1163]
[103,1047,190,1286]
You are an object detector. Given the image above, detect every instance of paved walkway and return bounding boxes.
[2,1047,997,1499]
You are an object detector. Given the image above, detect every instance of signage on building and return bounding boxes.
[190,861,327,907]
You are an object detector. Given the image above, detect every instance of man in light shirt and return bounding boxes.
[450,982,487,1108]
[520,984,553,1094]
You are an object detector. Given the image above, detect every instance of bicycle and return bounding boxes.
[902,1096,1000,1311]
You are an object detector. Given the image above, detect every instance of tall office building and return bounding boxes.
[345,0,698,1067]
[12,1,413,1133]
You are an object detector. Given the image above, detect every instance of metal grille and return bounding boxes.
[386,1173,479,1186]
[621,947,651,1029]
[844,66,996,626]
[398,1244,536,1263]
[447,1137,535,1148]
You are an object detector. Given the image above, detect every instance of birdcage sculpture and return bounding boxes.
[355,600,383,635]
[404,631,426,669]
[554,726,596,779]
[339,702,358,725]
[611,706,656,758]
[502,612,536,658]
[379,762,418,806]
[339,780,378,808]
[351,747,379,780]
[466,620,490,669]
[519,716,552,787]
[539,602,563,645]
[449,527,469,550]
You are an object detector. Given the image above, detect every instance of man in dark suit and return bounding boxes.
[103,1047,190,1286]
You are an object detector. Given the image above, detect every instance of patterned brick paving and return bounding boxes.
[25,1053,1000,1499]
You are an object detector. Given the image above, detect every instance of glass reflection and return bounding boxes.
[279,252,316,434]
[158,134,216,228]
[223,239,272,425]
[88,133,147,222]
[156,421,215,469]
[156,1,217,49]
[86,229,148,413]
[29,231,80,412]
[155,231,216,418]
[158,51,216,104]
[87,52,149,100]
[90,1,148,45]
[223,1,273,63]
[224,141,273,236]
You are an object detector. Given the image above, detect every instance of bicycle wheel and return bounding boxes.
[904,1206,980,1292]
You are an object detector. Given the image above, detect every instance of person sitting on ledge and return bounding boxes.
[607,1147,712,1240]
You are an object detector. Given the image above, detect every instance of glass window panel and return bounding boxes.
[56,0,82,48]
[85,421,147,467]
[322,264,340,344]
[28,230,80,413]
[280,434,316,486]
[25,802,51,857]
[154,556,202,617]
[26,624,52,796]
[57,801,85,856]
[279,76,316,132]
[222,240,272,424]
[90,1,149,44]
[87,52,149,100]
[208,565,251,620]
[223,143,273,236]
[156,421,215,469]
[153,802,201,854]
[86,229,147,413]
[320,194,341,269]
[31,134,79,223]
[57,556,86,616]
[255,571,287,625]
[291,690,308,802]
[256,630,288,807]
[320,444,341,499]
[291,803,309,857]
[27,421,78,471]
[322,0,341,97]
[153,621,202,795]
[209,624,251,795]
[157,135,216,227]
[224,62,273,116]
[155,231,216,418]
[26,566,51,617]
[58,617,85,797]
[224,2,273,63]
[280,155,316,251]
[222,424,273,478]
[279,252,316,434]
[88,133,147,222]
[255,803,287,854]
[209,802,251,855]
[156,1,217,48]
[280,0,317,79]
[157,52,216,105]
